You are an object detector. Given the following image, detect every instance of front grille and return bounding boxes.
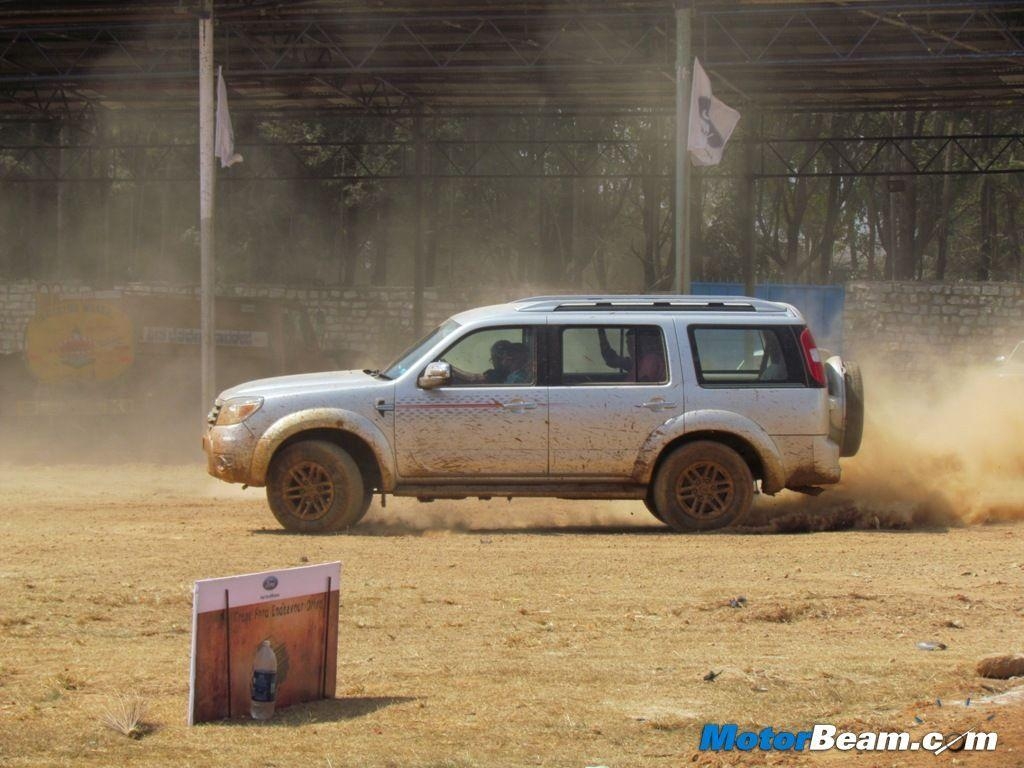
[207,401,222,426]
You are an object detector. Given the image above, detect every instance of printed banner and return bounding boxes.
[141,326,269,348]
[188,562,341,725]
[24,296,134,383]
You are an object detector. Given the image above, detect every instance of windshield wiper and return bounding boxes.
[363,368,391,380]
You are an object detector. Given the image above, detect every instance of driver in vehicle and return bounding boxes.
[502,342,531,384]
[484,340,515,383]
[450,338,529,385]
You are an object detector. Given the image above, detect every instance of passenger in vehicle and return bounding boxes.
[598,328,666,382]
[760,332,788,382]
[635,331,667,382]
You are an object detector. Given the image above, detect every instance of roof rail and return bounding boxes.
[512,295,785,313]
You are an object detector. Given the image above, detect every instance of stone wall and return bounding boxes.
[0,280,523,364]
[3,279,1023,376]
[844,281,1024,376]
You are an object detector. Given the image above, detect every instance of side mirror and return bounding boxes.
[418,361,451,389]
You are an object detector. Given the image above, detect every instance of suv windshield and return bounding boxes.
[382,319,460,379]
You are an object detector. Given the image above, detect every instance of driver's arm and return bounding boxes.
[446,361,484,384]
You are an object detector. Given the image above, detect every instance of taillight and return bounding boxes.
[799,328,826,387]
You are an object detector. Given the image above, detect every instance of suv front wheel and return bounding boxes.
[652,441,754,531]
[266,440,372,533]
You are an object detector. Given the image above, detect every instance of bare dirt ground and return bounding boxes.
[0,466,1021,768]
[1,366,1023,767]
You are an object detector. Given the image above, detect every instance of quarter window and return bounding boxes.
[690,326,800,386]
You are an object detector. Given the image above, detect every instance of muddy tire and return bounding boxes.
[643,493,666,524]
[652,441,754,532]
[266,440,371,533]
[841,361,864,458]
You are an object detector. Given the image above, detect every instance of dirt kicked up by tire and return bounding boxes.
[652,441,754,531]
[266,440,372,533]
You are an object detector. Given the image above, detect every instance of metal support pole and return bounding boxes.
[886,177,902,281]
[56,123,66,278]
[199,2,216,415]
[673,4,692,294]
[412,114,425,337]
[741,117,758,296]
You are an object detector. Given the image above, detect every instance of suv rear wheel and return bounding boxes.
[266,440,371,533]
[652,441,754,531]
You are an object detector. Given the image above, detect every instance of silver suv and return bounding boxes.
[203,295,863,533]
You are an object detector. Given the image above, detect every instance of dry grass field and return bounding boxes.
[0,465,1022,768]
[1,367,1023,767]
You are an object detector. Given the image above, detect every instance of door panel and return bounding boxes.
[548,325,680,477]
[393,325,548,478]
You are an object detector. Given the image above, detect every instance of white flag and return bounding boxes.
[215,66,243,168]
[687,57,740,167]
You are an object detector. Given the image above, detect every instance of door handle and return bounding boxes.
[636,397,676,412]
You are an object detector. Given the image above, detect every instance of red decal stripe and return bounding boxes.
[397,401,502,410]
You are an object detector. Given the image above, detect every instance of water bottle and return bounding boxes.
[250,639,278,720]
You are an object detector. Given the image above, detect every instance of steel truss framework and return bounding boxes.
[0,12,675,116]
[0,2,1021,118]
[3,131,1023,182]
[756,132,1024,178]
[0,2,1020,184]
[702,3,1024,66]
[0,2,1018,191]
[0,139,667,182]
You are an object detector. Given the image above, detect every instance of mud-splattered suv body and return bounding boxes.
[203,296,863,532]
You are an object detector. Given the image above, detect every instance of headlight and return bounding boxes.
[216,396,264,426]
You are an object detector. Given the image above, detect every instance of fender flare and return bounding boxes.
[633,409,787,494]
[250,409,396,491]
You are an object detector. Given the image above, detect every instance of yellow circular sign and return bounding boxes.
[25,298,135,383]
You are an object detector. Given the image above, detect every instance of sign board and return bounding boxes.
[141,326,270,348]
[188,562,341,725]
[24,296,134,383]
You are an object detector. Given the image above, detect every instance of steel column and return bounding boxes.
[413,114,425,337]
[741,118,759,295]
[674,4,692,294]
[199,2,215,417]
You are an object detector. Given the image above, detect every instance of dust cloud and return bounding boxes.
[356,497,651,536]
[757,357,1024,532]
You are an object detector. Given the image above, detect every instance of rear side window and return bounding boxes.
[689,326,804,387]
[559,326,668,385]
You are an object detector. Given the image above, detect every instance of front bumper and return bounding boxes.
[203,423,260,485]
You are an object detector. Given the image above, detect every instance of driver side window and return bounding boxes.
[438,327,537,386]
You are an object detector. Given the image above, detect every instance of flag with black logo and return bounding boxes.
[688,57,740,167]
